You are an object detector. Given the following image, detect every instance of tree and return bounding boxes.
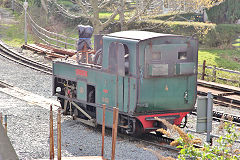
[40,0,48,14]
[166,0,224,12]
[118,0,154,31]
[206,0,240,24]
[60,0,225,34]
[75,0,157,34]
[76,0,120,34]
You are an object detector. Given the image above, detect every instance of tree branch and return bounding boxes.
[126,0,154,24]
[76,0,92,19]
[102,7,120,28]
[99,0,114,9]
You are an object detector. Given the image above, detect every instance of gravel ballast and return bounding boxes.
[0,55,177,159]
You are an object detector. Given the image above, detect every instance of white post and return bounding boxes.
[24,0,28,45]
[206,92,213,144]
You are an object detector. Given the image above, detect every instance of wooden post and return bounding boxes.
[56,35,58,47]
[4,115,7,133]
[201,60,206,80]
[111,107,119,160]
[50,105,54,160]
[212,65,216,82]
[65,37,67,49]
[85,44,89,64]
[0,113,2,124]
[101,104,106,157]
[57,108,61,160]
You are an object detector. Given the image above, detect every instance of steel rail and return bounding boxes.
[0,41,52,75]
[1,38,240,132]
[198,80,240,95]
[194,81,240,124]
[197,80,240,109]
[0,77,179,153]
[101,127,179,152]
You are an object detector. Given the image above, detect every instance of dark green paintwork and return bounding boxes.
[53,31,198,127]
[136,75,196,112]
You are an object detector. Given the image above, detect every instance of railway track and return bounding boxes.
[0,80,178,153]
[98,126,179,152]
[198,79,240,107]
[0,79,60,110]
[196,80,240,124]
[1,41,240,149]
[1,41,239,107]
[0,40,52,75]
[0,43,180,153]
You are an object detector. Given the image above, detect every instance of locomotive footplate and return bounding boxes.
[145,115,180,121]
[136,112,189,132]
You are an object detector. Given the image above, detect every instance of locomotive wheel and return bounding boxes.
[134,120,144,137]
[179,115,187,128]
[73,108,79,120]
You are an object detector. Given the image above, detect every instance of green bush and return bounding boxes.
[206,24,240,47]
[206,0,240,24]
[153,12,204,22]
[176,122,240,160]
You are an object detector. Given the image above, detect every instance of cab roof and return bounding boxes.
[107,31,180,41]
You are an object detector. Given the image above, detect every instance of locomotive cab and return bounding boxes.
[102,31,198,133]
[52,31,198,135]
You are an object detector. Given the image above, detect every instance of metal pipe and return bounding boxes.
[111,108,116,160]
[50,105,54,160]
[101,104,106,157]
[4,115,7,133]
[111,107,119,160]
[57,108,61,160]
[0,113,2,124]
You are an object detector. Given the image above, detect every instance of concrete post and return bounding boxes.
[23,0,28,44]
[206,92,213,144]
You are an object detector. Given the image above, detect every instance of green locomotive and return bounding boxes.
[52,30,198,134]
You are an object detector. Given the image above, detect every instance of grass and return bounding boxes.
[0,7,35,47]
[198,49,240,86]
[233,43,240,47]
[232,38,240,47]
[0,23,35,47]
[99,11,134,20]
[99,12,119,20]
[198,49,240,71]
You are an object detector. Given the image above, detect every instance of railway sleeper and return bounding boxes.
[213,111,240,124]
